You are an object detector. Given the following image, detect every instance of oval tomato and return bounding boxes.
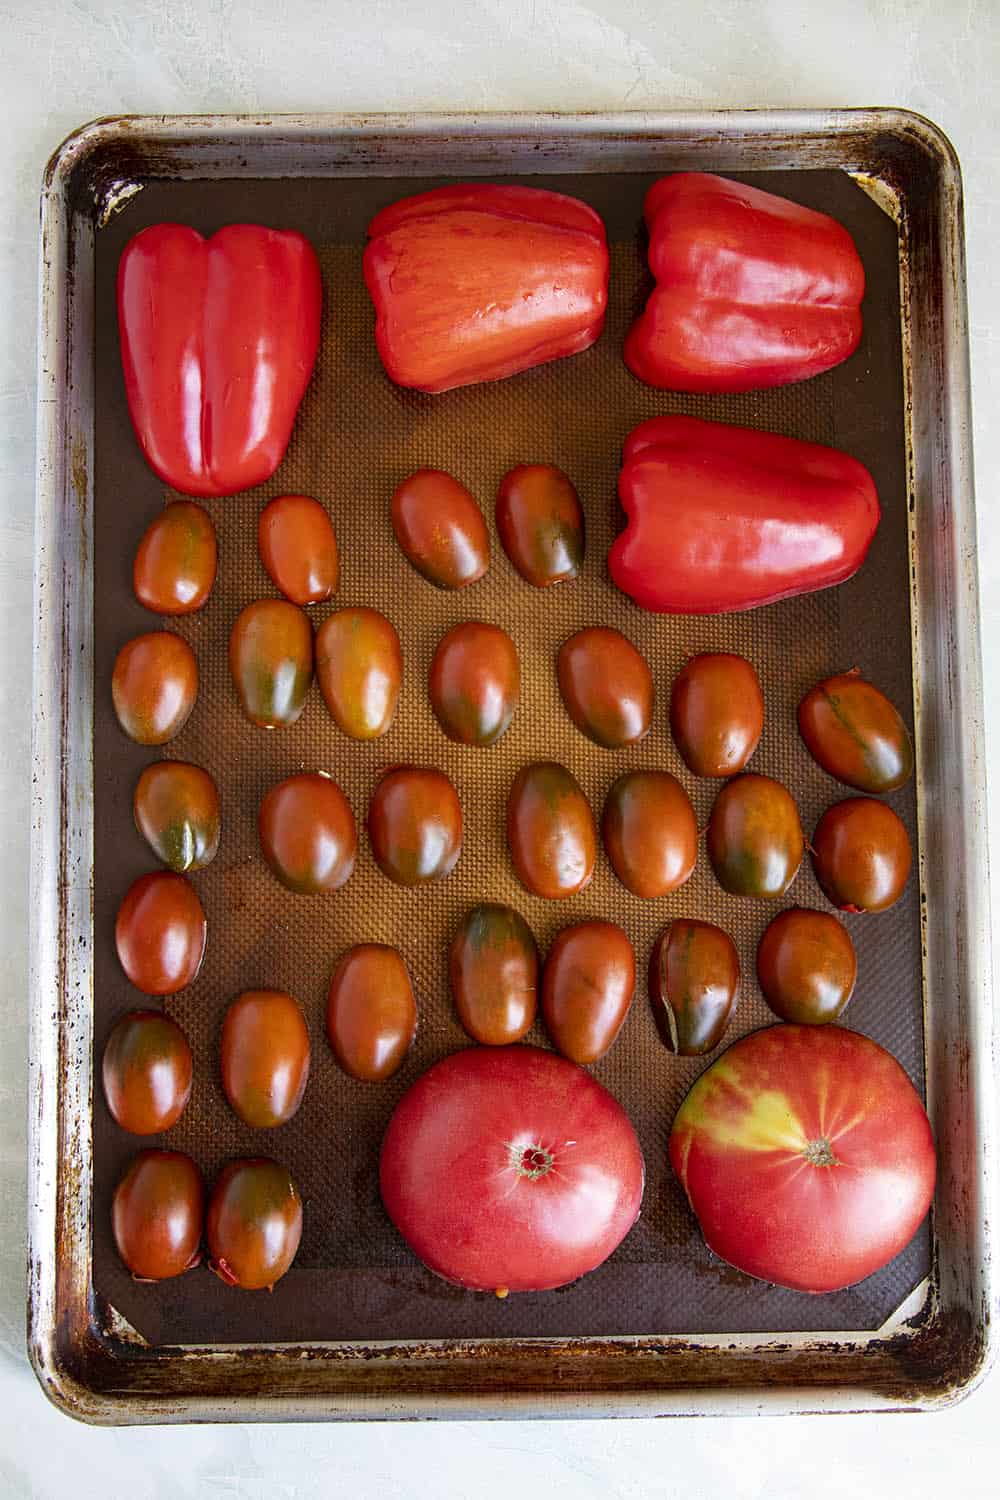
[133,760,220,873]
[220,990,311,1127]
[258,771,357,894]
[112,1149,203,1281]
[706,774,803,898]
[649,919,739,1056]
[669,1024,936,1293]
[798,670,913,793]
[541,920,635,1064]
[133,500,217,615]
[102,1010,193,1134]
[429,622,520,746]
[112,631,199,745]
[380,1046,644,1293]
[368,767,462,886]
[756,907,857,1024]
[228,599,313,728]
[811,797,912,913]
[315,607,402,740]
[391,469,490,589]
[507,761,596,899]
[669,652,763,777]
[496,464,584,587]
[557,627,653,749]
[207,1158,302,1291]
[602,769,697,898]
[327,944,417,1081]
[258,493,339,605]
[114,872,207,995]
[449,904,538,1046]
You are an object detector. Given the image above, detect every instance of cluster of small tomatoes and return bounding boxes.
[106,460,916,1296]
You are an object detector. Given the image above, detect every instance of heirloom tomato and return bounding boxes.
[380,1046,644,1293]
[669,1024,936,1293]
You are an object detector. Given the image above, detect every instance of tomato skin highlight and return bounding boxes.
[380,1045,644,1293]
[669,1024,936,1293]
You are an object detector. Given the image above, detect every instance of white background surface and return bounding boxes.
[2,1,998,1495]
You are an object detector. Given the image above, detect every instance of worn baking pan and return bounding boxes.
[30,111,993,1422]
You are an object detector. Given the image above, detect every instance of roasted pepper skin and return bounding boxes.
[624,173,865,392]
[609,415,880,614]
[118,224,322,497]
[363,184,609,393]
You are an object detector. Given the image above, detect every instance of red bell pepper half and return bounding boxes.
[624,173,865,392]
[363,184,609,393]
[609,415,880,614]
[118,224,322,498]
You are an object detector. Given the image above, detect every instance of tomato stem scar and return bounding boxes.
[209,1255,240,1286]
[511,1142,555,1179]
[802,1137,840,1167]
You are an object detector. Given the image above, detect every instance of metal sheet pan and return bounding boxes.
[29,110,993,1421]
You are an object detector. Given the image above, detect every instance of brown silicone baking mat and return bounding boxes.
[91,169,923,1346]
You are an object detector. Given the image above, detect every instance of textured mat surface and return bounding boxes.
[91,169,923,1344]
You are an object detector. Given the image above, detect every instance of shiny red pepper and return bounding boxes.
[118,224,322,498]
[363,184,609,392]
[609,415,880,614]
[624,173,865,392]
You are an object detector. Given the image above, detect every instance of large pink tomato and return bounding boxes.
[669,1024,935,1293]
[380,1046,644,1293]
